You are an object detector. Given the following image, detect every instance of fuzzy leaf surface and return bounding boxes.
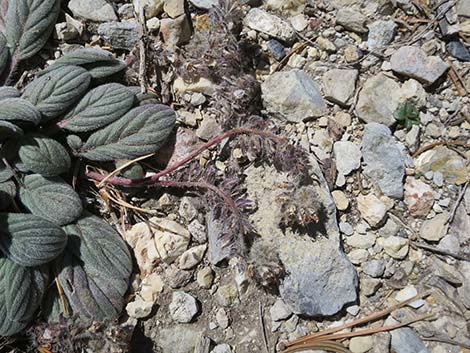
[0,31,9,77]
[80,105,176,161]
[19,174,83,226]
[0,120,22,140]
[0,213,67,266]
[22,65,91,120]
[5,0,60,60]
[59,83,135,132]
[18,134,71,176]
[0,257,47,335]
[0,180,16,210]
[58,214,131,321]
[0,160,13,182]
[0,86,20,100]
[40,48,127,79]
[0,98,41,124]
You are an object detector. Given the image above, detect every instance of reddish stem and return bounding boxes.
[85,127,282,187]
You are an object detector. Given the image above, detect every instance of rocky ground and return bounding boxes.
[40,0,470,352]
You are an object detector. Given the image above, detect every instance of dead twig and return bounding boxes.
[412,242,470,262]
[259,302,270,353]
[412,140,470,158]
[448,181,469,225]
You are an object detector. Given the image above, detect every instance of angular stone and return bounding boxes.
[356,74,401,126]
[404,178,434,218]
[160,15,192,48]
[390,46,450,85]
[415,146,468,185]
[323,69,358,106]
[332,190,350,211]
[164,0,186,18]
[391,328,430,353]
[367,20,397,51]
[244,8,296,43]
[377,236,409,259]
[189,0,218,10]
[179,244,207,270]
[126,299,153,318]
[349,336,374,353]
[420,212,449,242]
[362,259,385,278]
[97,21,140,50]
[261,69,327,123]
[346,232,377,249]
[169,291,199,323]
[270,299,293,321]
[357,194,387,227]
[336,8,368,33]
[69,0,117,22]
[361,123,405,198]
[134,0,164,19]
[334,141,361,175]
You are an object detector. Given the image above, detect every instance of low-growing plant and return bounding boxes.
[394,99,420,130]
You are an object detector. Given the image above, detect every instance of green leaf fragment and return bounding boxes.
[18,134,71,176]
[5,0,60,60]
[80,104,176,161]
[58,214,131,321]
[59,83,135,132]
[0,257,47,336]
[0,212,67,266]
[0,98,41,124]
[0,31,9,77]
[22,65,91,120]
[0,86,20,100]
[19,174,83,226]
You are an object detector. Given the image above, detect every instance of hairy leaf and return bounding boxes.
[0,257,47,336]
[0,212,67,266]
[5,0,60,60]
[40,47,127,79]
[18,134,71,176]
[0,120,22,140]
[22,65,91,120]
[0,31,9,78]
[59,83,135,132]
[0,0,8,33]
[0,86,20,100]
[0,160,13,182]
[80,105,176,161]
[0,98,41,124]
[19,174,83,226]
[0,180,16,210]
[58,213,131,321]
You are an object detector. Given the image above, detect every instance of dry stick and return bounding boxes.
[259,302,270,353]
[281,340,351,353]
[448,181,469,225]
[86,128,284,187]
[412,242,470,262]
[283,290,431,348]
[412,140,470,158]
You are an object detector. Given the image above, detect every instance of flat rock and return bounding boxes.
[270,299,293,321]
[391,328,430,353]
[244,8,296,43]
[178,244,207,270]
[262,69,327,123]
[156,326,202,353]
[189,0,219,10]
[349,336,374,353]
[323,69,358,106]
[404,178,434,217]
[245,163,357,317]
[357,194,387,227]
[362,259,385,278]
[97,21,139,50]
[356,74,401,126]
[361,123,405,198]
[334,141,361,175]
[134,0,164,19]
[169,291,199,323]
[367,20,397,51]
[377,236,409,259]
[420,212,449,242]
[69,0,117,22]
[415,146,468,185]
[346,232,377,249]
[390,46,450,85]
[336,8,368,33]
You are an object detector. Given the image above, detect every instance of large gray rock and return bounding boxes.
[458,0,470,17]
[356,74,401,126]
[69,0,117,22]
[336,8,368,33]
[367,20,397,51]
[245,161,358,317]
[391,328,430,353]
[322,69,358,106]
[98,21,140,50]
[361,123,405,199]
[262,69,327,123]
[390,46,450,85]
[156,326,202,353]
[244,8,296,43]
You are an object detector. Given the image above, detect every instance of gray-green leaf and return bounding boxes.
[5,0,60,60]
[22,65,91,120]
[80,105,176,161]
[59,83,135,132]
[0,180,16,210]
[58,213,131,321]
[19,174,83,226]
[18,134,71,176]
[0,258,47,336]
[0,31,9,78]
[0,86,20,100]
[0,160,13,182]
[0,98,41,124]
[0,212,67,266]
[40,47,127,79]
[0,120,22,140]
